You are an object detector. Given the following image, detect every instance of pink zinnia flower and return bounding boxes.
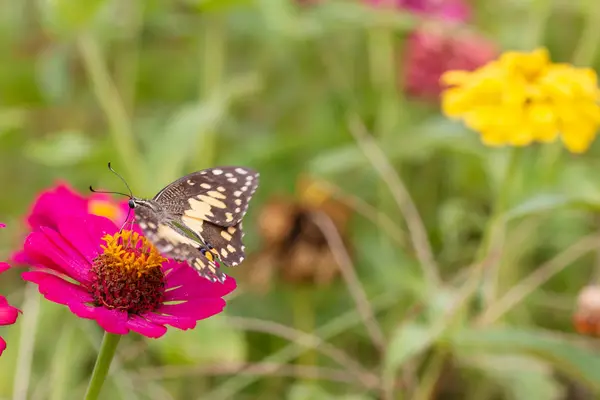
[0,224,20,356]
[366,0,471,23]
[21,214,236,338]
[24,182,128,231]
[13,183,128,264]
[402,28,498,100]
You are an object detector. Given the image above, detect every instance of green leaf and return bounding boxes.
[147,316,247,365]
[185,0,256,12]
[308,118,482,176]
[385,322,437,371]
[40,0,108,34]
[504,194,600,221]
[287,383,374,400]
[460,354,564,400]
[311,2,418,31]
[146,74,261,185]
[25,131,94,167]
[0,108,26,134]
[449,327,600,393]
[36,44,73,103]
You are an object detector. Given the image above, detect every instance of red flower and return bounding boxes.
[13,183,128,264]
[0,224,20,356]
[20,214,236,338]
[24,182,128,231]
[402,28,498,100]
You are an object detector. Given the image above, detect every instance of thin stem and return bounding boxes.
[289,287,317,368]
[196,16,227,170]
[207,292,399,399]
[77,34,144,191]
[412,350,448,400]
[134,362,378,389]
[527,0,553,49]
[49,323,76,400]
[12,284,40,400]
[114,0,143,115]
[310,211,386,351]
[477,233,600,325]
[367,25,403,270]
[84,333,123,400]
[347,116,440,287]
[479,148,522,306]
[572,0,600,66]
[223,316,376,387]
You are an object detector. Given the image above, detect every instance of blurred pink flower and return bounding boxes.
[13,183,128,264]
[0,225,20,356]
[402,28,498,100]
[366,0,471,23]
[21,214,236,338]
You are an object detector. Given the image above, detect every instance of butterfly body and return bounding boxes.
[130,166,259,283]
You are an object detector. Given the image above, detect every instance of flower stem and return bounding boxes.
[196,15,226,170]
[290,287,316,368]
[367,26,407,272]
[527,0,552,49]
[84,332,122,400]
[77,33,145,192]
[573,0,600,66]
[478,148,522,307]
[12,284,40,400]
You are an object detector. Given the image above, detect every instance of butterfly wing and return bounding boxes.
[135,206,225,282]
[202,221,246,267]
[152,166,259,228]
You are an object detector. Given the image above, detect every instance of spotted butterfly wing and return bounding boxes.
[134,203,225,282]
[153,166,259,227]
[198,221,246,266]
[133,166,259,282]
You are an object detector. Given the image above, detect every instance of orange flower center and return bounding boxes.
[90,230,167,314]
[88,199,122,222]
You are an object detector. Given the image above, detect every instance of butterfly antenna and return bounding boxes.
[107,162,134,198]
[89,186,131,198]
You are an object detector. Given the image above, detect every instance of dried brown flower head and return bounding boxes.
[245,176,352,291]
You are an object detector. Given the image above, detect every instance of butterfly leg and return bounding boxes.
[166,221,226,266]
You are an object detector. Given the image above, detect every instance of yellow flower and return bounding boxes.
[441,48,600,153]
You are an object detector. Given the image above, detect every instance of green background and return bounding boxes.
[2,0,600,399]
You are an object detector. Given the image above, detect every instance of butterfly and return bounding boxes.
[98,165,259,283]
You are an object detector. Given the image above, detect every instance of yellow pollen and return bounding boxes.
[89,200,122,222]
[99,230,167,277]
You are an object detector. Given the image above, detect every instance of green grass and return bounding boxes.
[2,0,600,399]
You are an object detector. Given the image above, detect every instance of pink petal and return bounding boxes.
[11,250,31,265]
[126,316,167,338]
[22,271,94,304]
[143,313,197,330]
[27,183,88,230]
[158,298,226,321]
[24,229,91,284]
[57,215,117,265]
[67,301,129,335]
[21,271,129,335]
[164,263,236,301]
[0,303,19,326]
[0,336,6,356]
[92,308,129,335]
[0,262,9,274]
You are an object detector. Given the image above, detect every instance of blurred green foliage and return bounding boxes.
[3,0,600,399]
